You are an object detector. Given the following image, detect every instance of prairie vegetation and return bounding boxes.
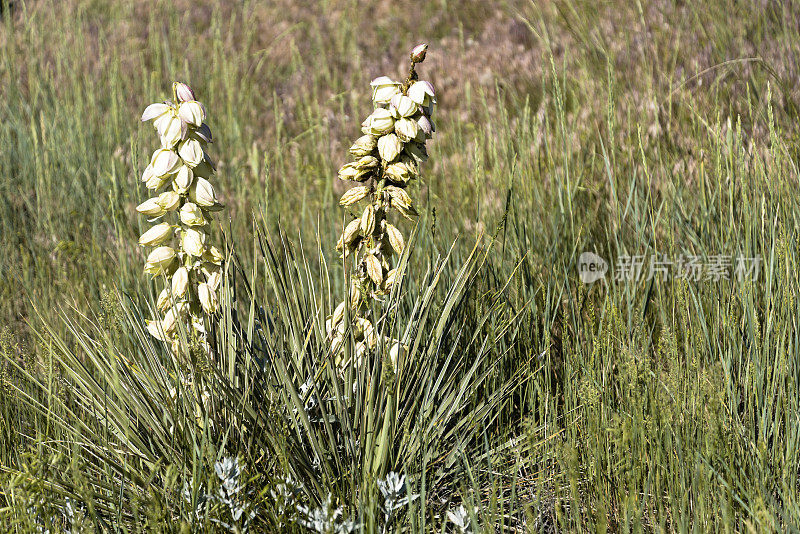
[2,0,800,531]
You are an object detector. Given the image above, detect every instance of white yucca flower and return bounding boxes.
[329,44,436,370]
[138,81,225,353]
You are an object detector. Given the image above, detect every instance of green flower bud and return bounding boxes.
[394,117,420,142]
[157,191,182,212]
[367,108,395,136]
[172,266,189,297]
[355,155,379,170]
[377,133,403,162]
[141,102,171,122]
[189,177,217,207]
[384,161,413,184]
[146,319,169,342]
[181,228,205,257]
[338,162,361,181]
[144,246,176,275]
[136,197,166,217]
[139,222,173,246]
[178,101,206,127]
[150,148,180,177]
[198,282,218,314]
[390,94,417,118]
[178,139,204,167]
[156,287,171,311]
[180,202,206,226]
[385,222,405,255]
[203,245,223,265]
[370,76,401,105]
[206,270,222,291]
[360,204,375,236]
[349,135,377,157]
[407,80,436,107]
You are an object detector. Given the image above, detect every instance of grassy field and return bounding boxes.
[2,0,800,531]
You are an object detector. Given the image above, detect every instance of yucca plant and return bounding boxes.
[0,46,528,532]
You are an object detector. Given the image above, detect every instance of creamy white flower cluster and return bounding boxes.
[328,44,436,368]
[137,82,224,352]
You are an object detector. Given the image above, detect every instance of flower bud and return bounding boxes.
[189,177,217,207]
[141,165,155,184]
[180,202,206,226]
[172,266,189,297]
[343,218,361,244]
[181,228,205,257]
[174,82,195,103]
[360,204,375,236]
[416,115,434,138]
[394,117,420,142]
[173,165,193,192]
[331,301,346,327]
[390,94,417,118]
[145,173,167,191]
[355,155,379,170]
[178,101,206,127]
[407,80,436,106]
[139,222,173,246]
[203,245,224,265]
[370,76,401,105]
[156,287,171,311]
[136,197,165,217]
[144,246,176,275]
[384,161,413,184]
[385,222,405,255]
[146,319,169,341]
[178,139,204,167]
[339,186,369,206]
[198,282,218,314]
[157,191,181,211]
[338,162,361,181]
[141,102,171,122]
[384,185,413,208]
[206,270,222,291]
[151,148,180,177]
[365,254,383,285]
[367,108,395,136]
[162,305,183,333]
[410,43,428,63]
[159,115,183,148]
[349,135,377,157]
[389,341,407,368]
[385,268,398,288]
[377,133,403,162]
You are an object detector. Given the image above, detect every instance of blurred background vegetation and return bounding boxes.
[2,0,800,531]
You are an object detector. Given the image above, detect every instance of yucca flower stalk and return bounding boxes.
[137,82,224,354]
[330,44,436,366]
